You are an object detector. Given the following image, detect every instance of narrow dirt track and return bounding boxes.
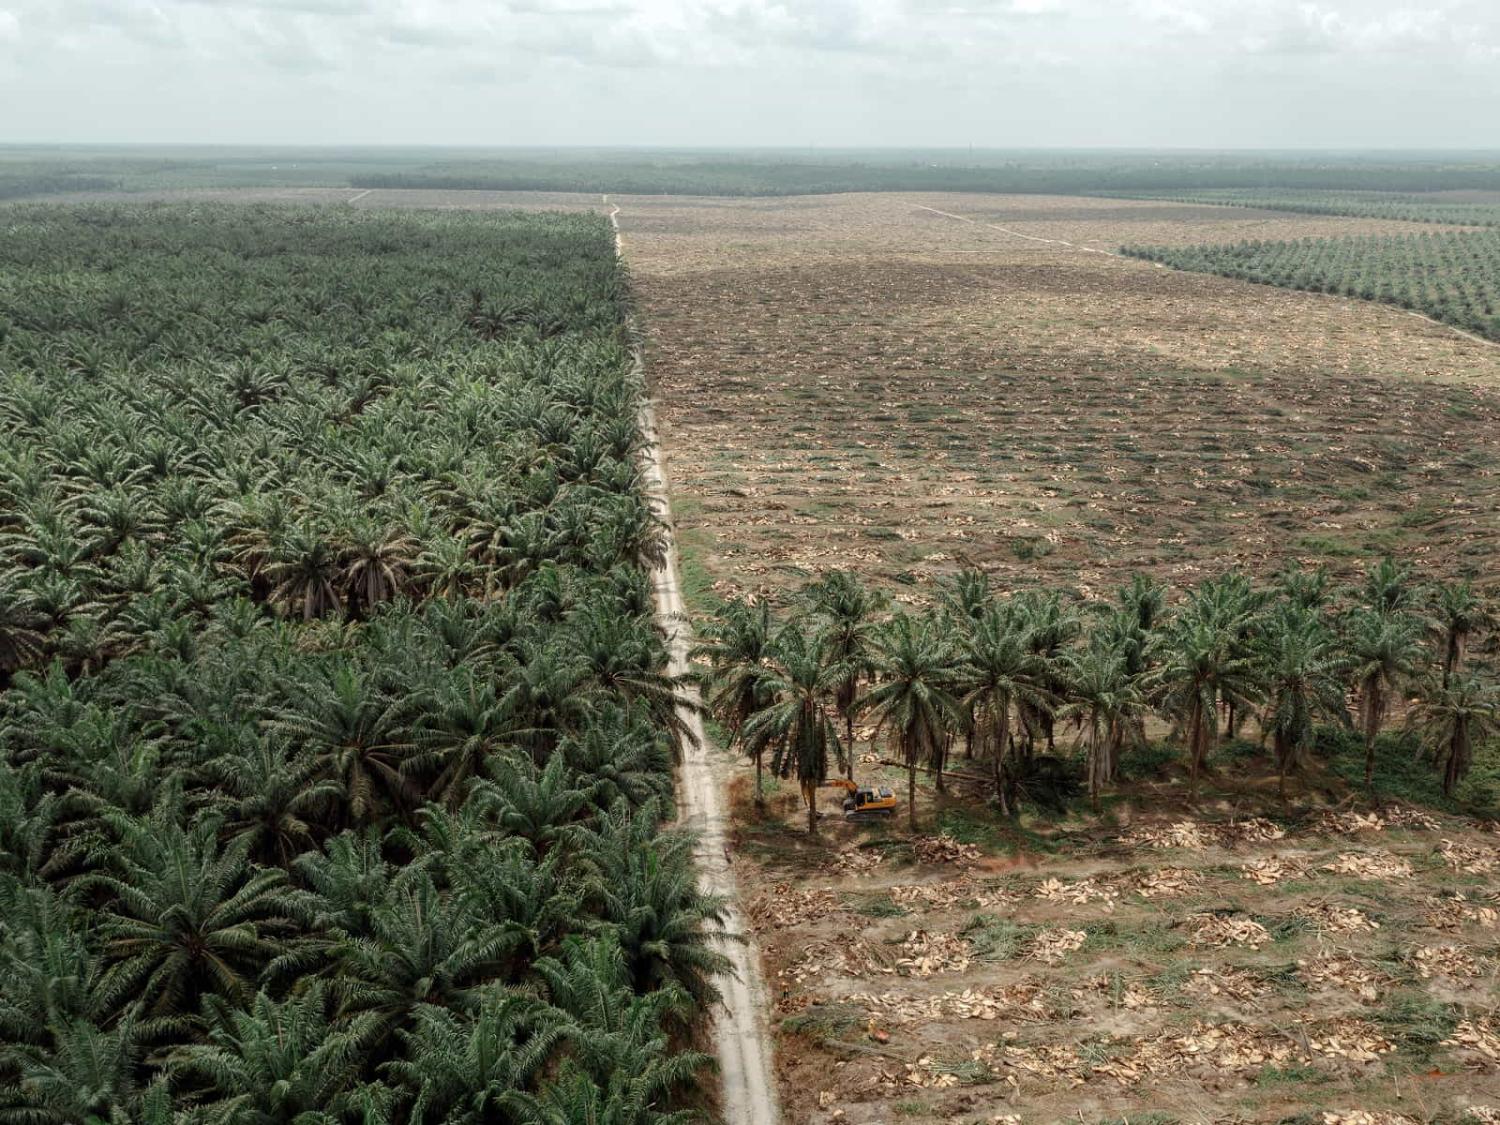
[609,199,781,1125]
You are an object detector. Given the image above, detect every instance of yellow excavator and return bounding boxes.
[822,777,897,819]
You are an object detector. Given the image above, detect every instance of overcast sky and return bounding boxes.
[1,0,1497,149]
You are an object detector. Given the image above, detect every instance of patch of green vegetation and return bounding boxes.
[1254,1064,1327,1086]
[1376,993,1459,1062]
[781,1003,864,1044]
[847,893,909,918]
[961,914,1030,960]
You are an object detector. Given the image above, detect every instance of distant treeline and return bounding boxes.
[350,158,1500,198]
[8,148,1500,201]
[0,173,118,200]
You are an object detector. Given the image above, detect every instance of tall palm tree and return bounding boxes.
[861,614,965,831]
[1257,606,1348,797]
[802,570,882,775]
[167,985,384,1121]
[1428,580,1492,686]
[739,624,846,836]
[1150,609,1262,797]
[0,575,46,689]
[1410,674,1500,797]
[694,598,775,805]
[385,992,563,1125]
[1059,640,1144,807]
[263,523,344,621]
[581,806,729,1010]
[1360,556,1417,618]
[1012,591,1080,757]
[265,662,413,827]
[338,517,417,615]
[1346,608,1424,788]
[956,604,1049,816]
[89,810,305,1022]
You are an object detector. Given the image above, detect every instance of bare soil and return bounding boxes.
[612,193,1500,604]
[731,754,1500,1125]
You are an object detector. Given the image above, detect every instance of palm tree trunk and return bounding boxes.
[1362,680,1382,790]
[755,745,765,808]
[805,783,818,836]
[845,710,855,780]
[991,704,1011,817]
[907,753,918,833]
[1087,713,1104,810]
[1187,694,1205,798]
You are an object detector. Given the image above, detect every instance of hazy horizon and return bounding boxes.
[2,0,1497,150]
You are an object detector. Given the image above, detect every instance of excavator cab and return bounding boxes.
[842,786,896,819]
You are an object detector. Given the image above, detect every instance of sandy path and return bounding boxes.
[609,199,781,1125]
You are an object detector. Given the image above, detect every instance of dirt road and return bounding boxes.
[609,200,781,1125]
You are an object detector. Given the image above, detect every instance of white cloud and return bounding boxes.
[0,0,1496,145]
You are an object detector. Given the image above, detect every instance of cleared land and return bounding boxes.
[613,193,1500,604]
[735,772,1500,1125]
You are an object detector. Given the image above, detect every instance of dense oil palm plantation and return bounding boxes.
[0,206,711,1121]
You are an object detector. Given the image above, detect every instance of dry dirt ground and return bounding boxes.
[734,763,1500,1125]
[611,193,1500,605]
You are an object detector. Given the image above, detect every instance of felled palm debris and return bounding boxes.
[1034,875,1119,909]
[1131,865,1204,898]
[1411,943,1483,979]
[852,982,1052,1025]
[1438,839,1500,875]
[914,834,984,866]
[1298,901,1381,933]
[1184,965,1270,1002]
[782,940,893,983]
[1323,850,1414,880]
[1242,855,1308,885]
[1191,913,1272,948]
[1423,894,1500,932]
[1444,1019,1500,1066]
[1025,927,1088,964]
[1122,819,1215,850]
[828,847,885,876]
[1297,953,1388,1001]
[896,930,974,977]
[749,885,843,930]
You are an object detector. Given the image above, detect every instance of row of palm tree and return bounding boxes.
[0,206,715,1122]
[698,561,1498,833]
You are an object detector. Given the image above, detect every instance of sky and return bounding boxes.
[1,0,1497,149]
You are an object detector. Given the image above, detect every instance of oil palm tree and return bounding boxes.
[1150,609,1262,797]
[1410,673,1500,797]
[1428,579,1492,686]
[1257,606,1348,797]
[1360,555,1418,618]
[802,569,882,775]
[694,598,775,805]
[739,624,846,836]
[263,523,344,621]
[862,614,965,831]
[1059,640,1144,807]
[582,807,729,1009]
[266,662,413,826]
[89,809,305,1022]
[957,604,1049,815]
[384,992,561,1124]
[166,984,383,1122]
[1346,608,1424,788]
[0,576,46,689]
